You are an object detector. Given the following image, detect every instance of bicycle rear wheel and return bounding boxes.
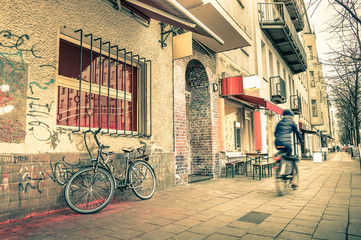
[129,160,156,200]
[64,167,115,214]
[274,168,291,196]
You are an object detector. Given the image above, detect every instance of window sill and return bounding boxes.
[56,125,139,135]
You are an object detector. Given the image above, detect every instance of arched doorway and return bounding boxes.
[185,59,212,178]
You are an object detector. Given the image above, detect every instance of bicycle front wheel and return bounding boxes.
[129,160,156,200]
[64,167,115,214]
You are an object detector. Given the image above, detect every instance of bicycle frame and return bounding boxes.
[274,150,298,173]
[83,128,152,190]
[65,127,156,214]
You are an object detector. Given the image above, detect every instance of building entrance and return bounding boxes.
[185,59,213,180]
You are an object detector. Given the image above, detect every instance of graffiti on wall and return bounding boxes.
[0,84,13,115]
[0,31,28,142]
[27,96,59,146]
[0,120,26,143]
[0,29,57,146]
[0,173,9,193]
[0,154,81,206]
[0,30,84,210]
[0,30,41,58]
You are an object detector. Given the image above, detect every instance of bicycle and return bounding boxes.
[64,127,156,214]
[273,147,299,196]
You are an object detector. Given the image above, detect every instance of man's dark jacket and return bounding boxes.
[274,110,303,150]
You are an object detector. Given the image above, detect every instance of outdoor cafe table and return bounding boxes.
[245,153,269,175]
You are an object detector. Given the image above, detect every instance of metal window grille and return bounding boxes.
[290,95,302,115]
[57,26,152,137]
[270,76,286,104]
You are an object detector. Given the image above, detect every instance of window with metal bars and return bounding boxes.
[56,27,151,137]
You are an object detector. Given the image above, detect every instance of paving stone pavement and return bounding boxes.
[1,152,361,240]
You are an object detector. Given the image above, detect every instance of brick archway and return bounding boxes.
[185,60,213,177]
[173,52,220,185]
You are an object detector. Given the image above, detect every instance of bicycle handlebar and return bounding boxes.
[84,127,103,158]
[83,127,148,158]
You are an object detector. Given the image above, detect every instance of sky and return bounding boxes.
[303,0,337,63]
[303,0,338,115]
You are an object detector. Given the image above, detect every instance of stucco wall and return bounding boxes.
[0,0,174,153]
[0,0,175,222]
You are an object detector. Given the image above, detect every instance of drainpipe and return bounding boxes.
[172,61,175,154]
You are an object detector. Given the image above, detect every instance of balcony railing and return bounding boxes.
[290,95,302,114]
[258,3,284,26]
[270,76,286,104]
[258,3,307,73]
[274,0,304,31]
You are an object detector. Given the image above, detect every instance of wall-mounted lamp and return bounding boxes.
[213,82,218,92]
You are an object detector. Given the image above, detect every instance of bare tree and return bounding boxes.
[306,0,361,24]
[334,0,361,25]
[306,0,361,145]
[335,106,353,144]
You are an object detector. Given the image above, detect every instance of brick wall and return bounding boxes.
[188,66,212,175]
[174,58,188,184]
[0,152,174,223]
[173,50,220,184]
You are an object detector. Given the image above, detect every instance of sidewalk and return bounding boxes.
[1,152,360,240]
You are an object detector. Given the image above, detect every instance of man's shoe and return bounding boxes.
[291,184,298,189]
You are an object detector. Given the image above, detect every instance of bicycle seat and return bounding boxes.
[283,155,298,161]
[122,147,135,153]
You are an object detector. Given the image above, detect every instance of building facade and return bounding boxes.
[0,0,178,222]
[0,0,335,221]
[304,31,333,152]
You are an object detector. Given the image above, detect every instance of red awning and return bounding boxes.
[265,101,284,115]
[221,75,244,96]
[228,94,284,115]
